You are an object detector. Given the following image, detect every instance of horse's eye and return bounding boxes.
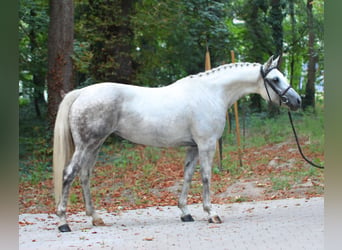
[273,77,279,84]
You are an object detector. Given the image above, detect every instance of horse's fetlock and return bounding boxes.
[202,176,209,185]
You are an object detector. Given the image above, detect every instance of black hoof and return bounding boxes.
[181,214,195,222]
[58,224,72,232]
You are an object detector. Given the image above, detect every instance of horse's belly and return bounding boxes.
[115,123,195,148]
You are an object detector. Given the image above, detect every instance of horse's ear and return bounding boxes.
[263,55,274,71]
[272,55,281,67]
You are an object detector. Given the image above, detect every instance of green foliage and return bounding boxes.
[271,176,291,191]
[75,0,136,83]
[233,196,249,203]
[223,103,324,155]
[19,134,52,184]
[19,97,30,107]
[72,40,93,75]
[19,0,48,101]
[69,193,79,205]
[19,102,51,183]
[20,0,324,115]
[132,0,230,86]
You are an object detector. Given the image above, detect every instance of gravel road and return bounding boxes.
[19,197,323,250]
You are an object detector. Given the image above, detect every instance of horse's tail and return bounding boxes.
[53,89,82,206]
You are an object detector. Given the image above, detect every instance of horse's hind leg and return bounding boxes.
[79,147,105,226]
[56,150,83,232]
[57,146,103,232]
[178,146,198,222]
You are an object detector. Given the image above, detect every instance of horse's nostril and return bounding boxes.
[297,98,301,105]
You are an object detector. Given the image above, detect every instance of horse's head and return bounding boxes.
[260,56,301,111]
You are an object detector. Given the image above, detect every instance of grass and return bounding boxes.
[19,134,52,184]
[224,104,324,157]
[271,176,291,191]
[233,196,249,203]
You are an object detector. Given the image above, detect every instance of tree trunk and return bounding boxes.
[270,0,284,56]
[28,9,47,119]
[289,0,295,87]
[266,0,284,116]
[88,0,135,84]
[303,0,316,110]
[47,0,74,127]
[245,2,266,113]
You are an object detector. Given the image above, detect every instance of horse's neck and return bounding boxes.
[197,63,262,110]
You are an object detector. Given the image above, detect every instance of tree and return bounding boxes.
[75,0,136,84]
[287,0,300,87]
[132,0,230,86]
[47,0,74,126]
[302,0,317,109]
[19,0,49,118]
[234,0,273,112]
[269,0,286,56]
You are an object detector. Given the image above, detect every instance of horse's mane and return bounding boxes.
[187,62,260,79]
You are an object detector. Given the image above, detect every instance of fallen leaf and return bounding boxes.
[208,225,220,229]
[245,207,255,213]
[143,237,154,241]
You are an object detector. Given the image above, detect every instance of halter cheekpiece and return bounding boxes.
[260,66,292,105]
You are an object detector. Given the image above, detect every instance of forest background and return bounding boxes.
[19,0,324,213]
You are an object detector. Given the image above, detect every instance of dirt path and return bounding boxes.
[19,197,323,250]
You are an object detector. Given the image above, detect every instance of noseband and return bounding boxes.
[260,66,292,105]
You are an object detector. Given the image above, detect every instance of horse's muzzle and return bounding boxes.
[285,90,302,111]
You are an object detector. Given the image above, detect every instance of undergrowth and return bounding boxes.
[222,104,324,157]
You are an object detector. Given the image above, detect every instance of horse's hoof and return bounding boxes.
[92,218,106,226]
[208,215,222,224]
[181,214,195,222]
[58,224,72,232]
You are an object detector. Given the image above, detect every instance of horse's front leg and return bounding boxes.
[199,141,222,224]
[178,146,198,222]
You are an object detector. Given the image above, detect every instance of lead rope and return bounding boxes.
[287,111,324,169]
[261,66,324,169]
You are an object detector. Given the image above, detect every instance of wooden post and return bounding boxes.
[230,50,243,167]
[205,46,222,170]
[205,46,211,71]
